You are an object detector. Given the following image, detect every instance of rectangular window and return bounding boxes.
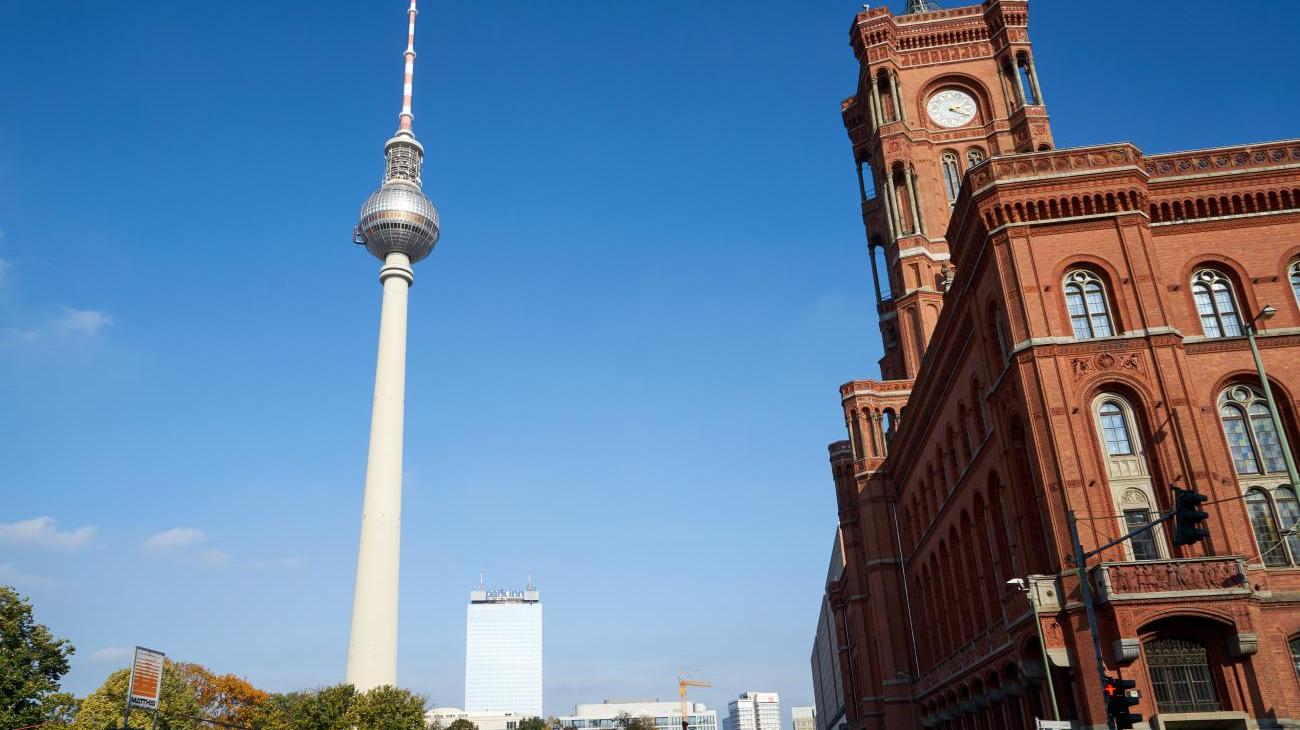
[1194,289,1222,338]
[1213,288,1243,336]
[1222,413,1259,473]
[1099,410,1134,456]
[1124,509,1159,561]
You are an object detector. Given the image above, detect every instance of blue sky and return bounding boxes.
[2,0,1299,720]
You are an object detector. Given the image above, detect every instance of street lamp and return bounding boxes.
[1008,577,1060,721]
[1244,305,1300,490]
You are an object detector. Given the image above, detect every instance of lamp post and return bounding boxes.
[1244,305,1300,490]
[1009,578,1060,721]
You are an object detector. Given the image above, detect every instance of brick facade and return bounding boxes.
[825,2,1300,729]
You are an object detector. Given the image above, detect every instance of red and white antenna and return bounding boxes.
[398,0,418,135]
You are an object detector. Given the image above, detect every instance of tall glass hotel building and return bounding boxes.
[465,588,542,716]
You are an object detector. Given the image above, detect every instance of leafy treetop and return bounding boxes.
[0,586,75,730]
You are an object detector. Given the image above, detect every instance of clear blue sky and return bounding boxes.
[3,0,1299,719]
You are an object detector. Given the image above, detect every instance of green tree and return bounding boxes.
[0,585,76,729]
[278,685,356,730]
[41,692,81,725]
[516,717,545,730]
[71,662,200,730]
[347,686,425,730]
[446,719,478,730]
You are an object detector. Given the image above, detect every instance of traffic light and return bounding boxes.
[1172,486,1210,546]
[1104,676,1142,729]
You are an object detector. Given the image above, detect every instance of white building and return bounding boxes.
[558,700,719,730]
[465,587,543,717]
[790,707,815,730]
[426,707,532,730]
[724,693,780,730]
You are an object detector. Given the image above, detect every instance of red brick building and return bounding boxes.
[823,1,1300,728]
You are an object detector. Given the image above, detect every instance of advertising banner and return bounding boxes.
[126,647,166,711]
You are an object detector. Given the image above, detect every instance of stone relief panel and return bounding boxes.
[1100,558,1247,598]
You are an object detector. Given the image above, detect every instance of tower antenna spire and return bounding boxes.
[398,0,419,136]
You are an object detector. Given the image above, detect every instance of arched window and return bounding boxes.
[857,159,877,200]
[1245,489,1290,567]
[1145,638,1220,714]
[1276,487,1300,563]
[1016,54,1040,106]
[1290,636,1300,677]
[1098,401,1134,455]
[1290,260,1300,308]
[941,151,961,205]
[1191,269,1243,338]
[1219,386,1287,475]
[989,307,1011,364]
[967,147,986,168]
[1093,395,1165,561]
[1063,270,1115,339]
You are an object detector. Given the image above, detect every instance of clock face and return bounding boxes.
[927,89,977,128]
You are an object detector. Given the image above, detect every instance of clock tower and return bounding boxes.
[843,0,1052,380]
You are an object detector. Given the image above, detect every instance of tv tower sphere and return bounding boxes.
[356,140,441,263]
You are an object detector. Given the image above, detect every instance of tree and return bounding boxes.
[0,585,76,730]
[275,684,356,730]
[263,684,425,730]
[614,716,657,730]
[41,692,81,725]
[517,717,545,730]
[347,686,425,730]
[71,662,201,730]
[172,662,272,729]
[446,719,478,730]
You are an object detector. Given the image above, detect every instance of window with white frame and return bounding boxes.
[1191,269,1243,338]
[1093,395,1165,561]
[1063,270,1115,339]
[1098,401,1134,455]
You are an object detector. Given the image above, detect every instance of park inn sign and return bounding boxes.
[470,589,540,604]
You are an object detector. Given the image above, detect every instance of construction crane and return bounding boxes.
[678,675,711,730]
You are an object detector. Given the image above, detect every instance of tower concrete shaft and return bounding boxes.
[346,253,414,691]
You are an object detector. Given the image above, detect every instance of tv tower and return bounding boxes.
[345,0,440,692]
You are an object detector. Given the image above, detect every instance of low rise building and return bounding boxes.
[426,707,534,730]
[558,700,718,730]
